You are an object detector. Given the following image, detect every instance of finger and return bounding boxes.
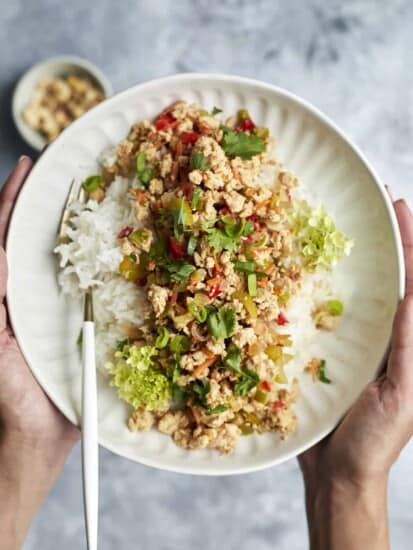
[388,294,413,395]
[0,156,33,247]
[393,199,413,297]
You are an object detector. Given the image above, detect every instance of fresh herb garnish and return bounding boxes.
[155,326,170,349]
[82,175,103,193]
[319,360,332,384]
[326,300,343,316]
[192,378,210,408]
[136,152,153,187]
[247,273,257,297]
[211,107,223,115]
[224,343,259,396]
[208,404,227,415]
[234,261,257,273]
[164,261,196,283]
[221,127,265,160]
[190,152,211,171]
[187,235,198,256]
[206,307,236,340]
[188,301,208,323]
[169,334,190,354]
[191,188,202,210]
[205,227,239,254]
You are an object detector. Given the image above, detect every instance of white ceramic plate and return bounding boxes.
[6,74,404,475]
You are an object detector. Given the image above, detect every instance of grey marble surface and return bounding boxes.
[1,0,413,548]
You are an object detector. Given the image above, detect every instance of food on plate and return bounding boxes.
[22,74,105,142]
[55,100,353,454]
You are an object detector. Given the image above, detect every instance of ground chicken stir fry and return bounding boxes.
[84,101,352,454]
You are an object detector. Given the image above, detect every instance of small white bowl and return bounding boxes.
[12,55,113,151]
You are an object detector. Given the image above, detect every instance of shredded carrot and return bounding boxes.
[257,276,269,288]
[192,355,218,378]
[255,198,270,209]
[206,276,222,287]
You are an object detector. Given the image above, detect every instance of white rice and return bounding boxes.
[55,176,146,369]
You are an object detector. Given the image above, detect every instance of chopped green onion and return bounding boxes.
[235,261,257,273]
[136,152,146,173]
[155,327,170,349]
[187,235,198,256]
[326,300,344,316]
[208,404,227,415]
[247,273,257,297]
[169,334,190,354]
[319,360,332,384]
[136,151,153,186]
[188,301,207,323]
[82,175,103,193]
[191,188,202,210]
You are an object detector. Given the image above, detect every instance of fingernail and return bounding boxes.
[18,155,29,163]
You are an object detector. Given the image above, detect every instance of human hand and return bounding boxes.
[0,157,79,550]
[299,198,413,550]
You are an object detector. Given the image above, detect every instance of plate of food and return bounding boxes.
[6,74,404,474]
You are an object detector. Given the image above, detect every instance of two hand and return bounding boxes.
[0,158,412,549]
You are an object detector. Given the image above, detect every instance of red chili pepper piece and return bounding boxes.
[168,237,185,259]
[276,312,288,326]
[208,285,221,299]
[239,118,256,131]
[271,400,284,409]
[180,131,200,144]
[117,226,133,239]
[259,380,271,392]
[155,113,175,131]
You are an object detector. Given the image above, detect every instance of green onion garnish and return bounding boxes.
[155,326,170,349]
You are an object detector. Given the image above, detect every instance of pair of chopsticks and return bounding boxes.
[58,181,98,549]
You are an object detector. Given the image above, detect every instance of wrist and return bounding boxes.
[305,475,389,550]
[0,427,78,548]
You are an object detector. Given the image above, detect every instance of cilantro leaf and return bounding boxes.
[204,227,239,253]
[164,261,196,283]
[207,307,236,340]
[221,127,265,160]
[211,107,222,115]
[192,378,210,408]
[319,359,332,384]
[224,343,259,397]
[224,343,242,372]
[191,152,211,171]
[234,369,260,397]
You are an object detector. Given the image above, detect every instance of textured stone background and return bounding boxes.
[1,0,412,548]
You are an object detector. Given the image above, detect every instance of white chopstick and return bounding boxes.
[81,305,99,549]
